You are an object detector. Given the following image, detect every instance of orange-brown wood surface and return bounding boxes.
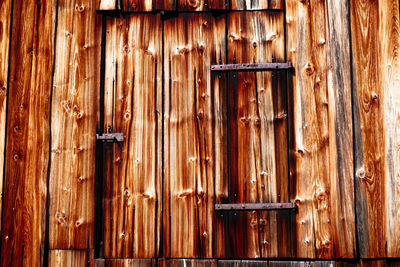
[96,259,156,267]
[102,14,162,258]
[48,0,101,249]
[49,249,94,267]
[286,0,356,259]
[0,0,56,265]
[99,0,117,10]
[351,0,400,258]
[0,0,11,239]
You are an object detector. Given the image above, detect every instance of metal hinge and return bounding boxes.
[96,133,124,143]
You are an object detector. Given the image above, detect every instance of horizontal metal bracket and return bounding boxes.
[215,202,296,211]
[211,62,293,72]
[96,133,124,143]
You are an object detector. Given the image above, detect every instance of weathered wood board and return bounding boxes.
[351,0,400,258]
[48,249,94,267]
[96,258,156,267]
[286,0,356,259]
[159,259,217,267]
[0,0,12,241]
[0,0,56,266]
[99,0,118,10]
[163,13,226,258]
[102,14,162,258]
[48,0,101,249]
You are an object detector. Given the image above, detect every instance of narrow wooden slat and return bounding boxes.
[215,202,296,211]
[164,13,225,258]
[102,14,161,258]
[49,0,101,249]
[380,0,400,258]
[229,0,268,10]
[48,250,92,267]
[0,0,56,265]
[159,259,217,267]
[0,0,12,240]
[211,63,292,72]
[99,0,117,10]
[95,259,155,267]
[325,0,356,259]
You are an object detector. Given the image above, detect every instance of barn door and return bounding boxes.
[96,9,295,260]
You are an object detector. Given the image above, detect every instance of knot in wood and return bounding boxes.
[123,44,131,54]
[124,111,131,120]
[371,92,379,101]
[75,4,85,12]
[304,63,314,76]
[228,32,240,42]
[178,47,190,54]
[56,212,67,224]
[75,219,82,227]
[252,40,258,48]
[240,117,250,125]
[13,125,20,132]
[186,0,200,9]
[78,176,85,183]
[266,33,277,42]
[13,153,20,161]
[250,219,258,228]
[198,42,205,53]
[356,168,365,179]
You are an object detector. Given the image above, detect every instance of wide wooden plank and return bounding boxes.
[164,13,226,258]
[48,250,93,267]
[325,0,356,259]
[0,0,12,240]
[0,0,56,266]
[102,14,162,258]
[96,259,156,267]
[49,0,101,249]
[225,11,288,258]
[380,0,400,258]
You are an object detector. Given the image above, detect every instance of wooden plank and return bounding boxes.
[164,13,226,258]
[0,0,56,266]
[325,0,356,259]
[0,0,12,241]
[360,261,386,267]
[99,0,117,10]
[159,259,217,267]
[48,250,92,267]
[102,14,162,258]
[49,0,101,249]
[95,259,155,267]
[226,11,288,258]
[177,0,205,11]
[229,0,268,10]
[211,63,293,71]
[218,260,268,267]
[380,0,400,258]
[268,0,283,9]
[123,0,154,11]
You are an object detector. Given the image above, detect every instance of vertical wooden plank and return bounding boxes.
[229,0,268,10]
[381,0,400,258]
[177,0,206,11]
[49,0,101,249]
[0,0,56,266]
[226,11,287,258]
[208,0,227,9]
[48,250,90,267]
[102,14,161,258]
[0,0,12,240]
[99,0,117,10]
[268,0,284,9]
[325,0,356,259]
[123,0,154,11]
[350,0,385,259]
[164,13,224,258]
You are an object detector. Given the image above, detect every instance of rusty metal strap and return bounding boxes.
[211,62,293,72]
[96,133,124,143]
[215,202,296,211]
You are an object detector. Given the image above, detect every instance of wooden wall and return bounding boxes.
[0,0,399,265]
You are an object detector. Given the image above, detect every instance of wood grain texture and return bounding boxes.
[102,14,162,258]
[380,0,400,258]
[229,0,268,10]
[96,259,156,267]
[164,13,226,258]
[48,249,94,267]
[351,0,400,258]
[155,0,176,10]
[158,259,217,267]
[123,0,154,11]
[286,0,356,258]
[225,11,290,258]
[49,0,101,249]
[325,0,356,258]
[0,0,56,266]
[0,0,12,240]
[99,0,117,10]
